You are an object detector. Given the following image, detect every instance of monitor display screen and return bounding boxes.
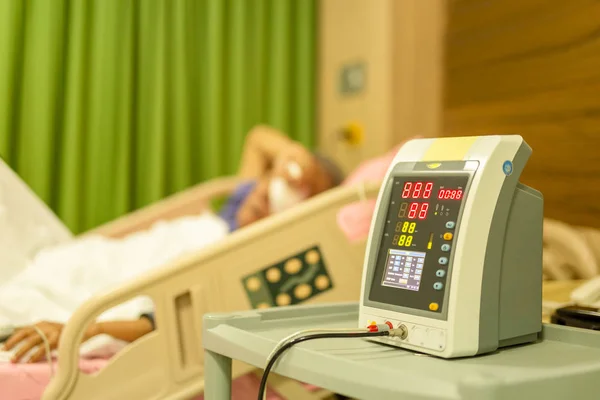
[368,175,469,313]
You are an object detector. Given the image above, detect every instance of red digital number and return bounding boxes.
[438,188,464,200]
[402,182,412,198]
[412,182,423,198]
[423,182,433,199]
[408,202,419,219]
[418,203,429,220]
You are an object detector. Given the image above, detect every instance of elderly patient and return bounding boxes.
[1,125,344,363]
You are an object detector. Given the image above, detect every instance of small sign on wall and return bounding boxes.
[339,62,366,95]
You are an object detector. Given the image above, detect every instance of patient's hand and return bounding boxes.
[1,321,71,363]
[2,318,153,363]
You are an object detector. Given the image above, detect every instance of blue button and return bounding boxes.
[438,257,448,265]
[436,269,446,278]
[446,221,456,229]
[433,282,444,290]
[441,244,451,252]
[503,160,513,176]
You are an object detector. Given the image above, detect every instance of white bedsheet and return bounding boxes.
[0,211,229,356]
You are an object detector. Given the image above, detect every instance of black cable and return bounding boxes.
[257,330,390,400]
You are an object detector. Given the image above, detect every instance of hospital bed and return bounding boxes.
[4,151,598,399]
[37,176,381,400]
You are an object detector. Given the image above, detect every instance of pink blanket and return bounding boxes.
[336,145,400,242]
[0,358,285,400]
[0,358,107,400]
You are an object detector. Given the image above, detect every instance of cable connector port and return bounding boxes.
[389,324,408,340]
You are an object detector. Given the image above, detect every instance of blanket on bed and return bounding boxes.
[0,211,229,356]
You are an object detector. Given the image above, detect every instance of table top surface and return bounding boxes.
[203,280,600,400]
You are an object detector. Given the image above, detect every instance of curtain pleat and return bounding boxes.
[203,0,225,180]
[58,0,91,230]
[267,0,291,133]
[85,0,122,228]
[0,0,317,234]
[0,0,25,165]
[225,0,247,173]
[167,0,192,195]
[293,0,316,148]
[17,1,67,206]
[247,0,267,134]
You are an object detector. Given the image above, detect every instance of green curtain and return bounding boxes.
[0,0,317,234]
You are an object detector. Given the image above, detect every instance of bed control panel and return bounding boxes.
[242,246,333,309]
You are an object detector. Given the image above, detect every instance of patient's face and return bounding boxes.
[273,150,336,197]
[235,161,337,229]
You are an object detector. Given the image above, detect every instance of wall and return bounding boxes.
[443,0,600,228]
[317,0,446,173]
[319,0,600,228]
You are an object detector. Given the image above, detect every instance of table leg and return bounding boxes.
[204,350,232,400]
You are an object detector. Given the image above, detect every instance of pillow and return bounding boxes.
[337,145,402,242]
[341,145,401,187]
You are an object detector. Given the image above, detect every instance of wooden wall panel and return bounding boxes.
[443,0,600,228]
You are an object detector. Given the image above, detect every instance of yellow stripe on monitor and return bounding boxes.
[422,136,478,161]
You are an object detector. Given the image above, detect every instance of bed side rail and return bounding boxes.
[88,176,243,239]
[43,181,381,400]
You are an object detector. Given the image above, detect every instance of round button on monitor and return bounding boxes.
[436,269,446,277]
[433,282,444,290]
[445,221,456,229]
[439,257,448,265]
[441,244,451,252]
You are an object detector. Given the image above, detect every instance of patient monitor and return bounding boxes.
[359,135,544,358]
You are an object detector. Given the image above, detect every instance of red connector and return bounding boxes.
[367,323,392,333]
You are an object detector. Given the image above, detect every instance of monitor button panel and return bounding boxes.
[365,315,447,352]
